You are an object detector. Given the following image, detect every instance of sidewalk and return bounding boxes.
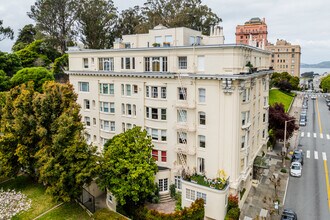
[240,94,302,220]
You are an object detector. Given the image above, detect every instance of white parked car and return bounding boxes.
[311,95,316,100]
[290,162,302,177]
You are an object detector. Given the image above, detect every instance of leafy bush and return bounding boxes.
[225,207,240,220]
[280,168,287,173]
[227,194,239,211]
[175,192,182,211]
[170,184,176,198]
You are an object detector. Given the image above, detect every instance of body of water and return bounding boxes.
[300,68,330,75]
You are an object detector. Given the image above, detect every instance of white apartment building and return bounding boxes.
[67,24,271,220]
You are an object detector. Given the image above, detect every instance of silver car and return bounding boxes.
[290,162,302,177]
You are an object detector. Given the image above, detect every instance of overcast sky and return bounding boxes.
[0,0,329,64]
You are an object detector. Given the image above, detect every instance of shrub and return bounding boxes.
[175,192,182,211]
[170,184,176,198]
[227,194,239,211]
[281,168,287,173]
[225,207,240,220]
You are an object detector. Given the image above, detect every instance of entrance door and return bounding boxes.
[159,178,168,192]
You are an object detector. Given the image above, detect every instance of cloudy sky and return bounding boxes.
[0,0,329,64]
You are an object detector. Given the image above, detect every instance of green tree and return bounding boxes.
[99,126,158,208]
[140,0,221,34]
[28,0,78,53]
[0,83,38,177]
[0,70,11,91]
[76,0,118,49]
[0,52,23,77]
[271,72,299,92]
[114,6,147,36]
[11,67,54,92]
[12,24,37,52]
[52,54,69,82]
[0,20,14,41]
[320,75,330,92]
[34,82,99,202]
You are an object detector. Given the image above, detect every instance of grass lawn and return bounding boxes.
[0,175,91,220]
[93,208,128,220]
[269,89,295,112]
[38,202,91,220]
[1,175,58,220]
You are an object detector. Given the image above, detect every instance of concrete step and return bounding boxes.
[159,193,174,203]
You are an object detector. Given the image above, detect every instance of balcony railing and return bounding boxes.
[175,144,196,155]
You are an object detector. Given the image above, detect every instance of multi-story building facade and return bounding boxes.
[235,17,268,48]
[266,39,301,77]
[67,25,271,220]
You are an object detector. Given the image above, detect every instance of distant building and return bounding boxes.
[235,17,268,48]
[265,39,301,77]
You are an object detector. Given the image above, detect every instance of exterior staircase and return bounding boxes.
[159,193,174,203]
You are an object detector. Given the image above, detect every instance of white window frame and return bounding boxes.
[78,82,89,92]
[84,99,90,110]
[199,135,205,148]
[178,56,187,69]
[84,116,91,127]
[178,110,187,123]
[198,88,205,103]
[197,157,205,174]
[199,112,206,125]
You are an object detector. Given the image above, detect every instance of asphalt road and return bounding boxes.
[284,94,330,219]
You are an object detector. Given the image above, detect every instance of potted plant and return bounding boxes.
[152,42,160,47]
[163,42,171,47]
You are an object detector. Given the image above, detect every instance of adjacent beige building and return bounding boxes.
[67,25,272,220]
[266,39,301,77]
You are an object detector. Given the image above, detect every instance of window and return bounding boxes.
[178,56,187,69]
[159,178,168,192]
[151,129,158,140]
[161,109,166,120]
[125,57,130,69]
[161,87,167,99]
[152,150,158,160]
[121,103,125,115]
[151,108,158,119]
[126,84,131,96]
[161,130,167,141]
[144,57,168,72]
[264,97,268,106]
[199,135,205,148]
[242,111,250,126]
[99,83,114,95]
[121,57,124,69]
[155,36,162,44]
[127,123,132,130]
[83,58,88,68]
[165,35,173,43]
[110,102,115,113]
[86,133,91,144]
[262,129,266,138]
[132,57,135,69]
[100,102,109,113]
[127,104,132,115]
[133,105,136,116]
[242,88,250,102]
[161,151,167,162]
[186,188,196,201]
[121,84,124,95]
[84,117,90,127]
[241,135,246,148]
[263,113,266,122]
[197,157,205,173]
[100,120,110,131]
[197,56,205,71]
[178,110,187,122]
[199,112,206,125]
[197,192,207,204]
[175,176,182,190]
[146,86,150,97]
[178,132,187,144]
[151,86,158,98]
[99,58,114,71]
[110,121,115,131]
[146,107,150,118]
[122,123,126,132]
[133,85,138,94]
[198,88,205,103]
[78,82,89,92]
[84,99,90,109]
[178,88,187,100]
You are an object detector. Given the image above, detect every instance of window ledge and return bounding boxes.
[241,123,251,130]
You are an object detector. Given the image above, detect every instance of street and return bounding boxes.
[285,93,330,219]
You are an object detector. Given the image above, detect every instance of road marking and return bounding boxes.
[315,151,319,160]
[316,98,323,134]
[314,133,317,138]
[301,132,304,137]
[306,150,310,158]
[323,152,327,161]
[307,132,310,137]
[327,134,330,140]
[323,159,330,210]
[320,133,324,139]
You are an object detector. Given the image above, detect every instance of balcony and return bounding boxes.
[176,122,196,132]
[175,100,196,109]
[182,170,229,191]
[175,144,196,155]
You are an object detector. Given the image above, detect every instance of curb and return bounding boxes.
[282,176,290,206]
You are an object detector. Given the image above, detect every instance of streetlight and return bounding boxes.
[282,118,297,167]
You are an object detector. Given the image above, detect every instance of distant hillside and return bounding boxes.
[301,61,330,68]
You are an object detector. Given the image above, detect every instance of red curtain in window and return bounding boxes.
[161,151,167,162]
